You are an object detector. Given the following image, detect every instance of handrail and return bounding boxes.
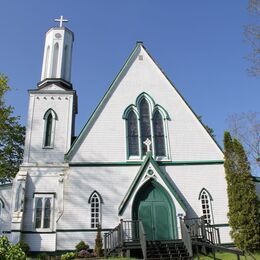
[180,217,193,257]
[184,217,221,245]
[104,219,141,257]
[139,221,147,260]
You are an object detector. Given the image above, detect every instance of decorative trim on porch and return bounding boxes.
[118,152,187,215]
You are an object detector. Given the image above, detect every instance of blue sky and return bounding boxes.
[0,1,259,159]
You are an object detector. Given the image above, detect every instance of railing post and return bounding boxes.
[104,233,107,257]
[217,228,221,245]
[201,217,207,241]
[120,219,124,246]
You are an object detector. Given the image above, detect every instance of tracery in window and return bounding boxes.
[140,99,152,155]
[34,194,54,230]
[89,191,102,228]
[153,111,166,156]
[199,189,213,224]
[127,111,139,156]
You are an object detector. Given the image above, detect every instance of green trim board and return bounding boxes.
[69,160,224,167]
[212,223,229,227]
[65,43,142,161]
[118,152,187,215]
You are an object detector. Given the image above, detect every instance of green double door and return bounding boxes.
[133,181,174,241]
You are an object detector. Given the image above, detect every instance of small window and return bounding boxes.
[34,194,54,230]
[153,111,166,157]
[88,191,102,228]
[140,99,152,155]
[43,109,58,148]
[199,189,213,224]
[127,111,139,156]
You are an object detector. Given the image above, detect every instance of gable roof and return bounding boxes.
[118,152,187,216]
[65,42,223,161]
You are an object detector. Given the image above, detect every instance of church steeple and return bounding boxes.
[39,16,74,89]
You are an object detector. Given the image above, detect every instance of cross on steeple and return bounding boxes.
[54,15,68,27]
[143,138,152,153]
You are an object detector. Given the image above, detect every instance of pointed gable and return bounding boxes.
[118,153,187,215]
[66,42,223,163]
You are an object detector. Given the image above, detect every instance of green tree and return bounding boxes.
[224,131,260,252]
[0,74,25,182]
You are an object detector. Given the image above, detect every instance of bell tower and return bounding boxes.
[39,16,74,89]
[22,17,77,165]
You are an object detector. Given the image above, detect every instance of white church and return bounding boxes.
[0,18,238,255]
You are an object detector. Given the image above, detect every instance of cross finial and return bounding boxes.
[54,15,68,27]
[143,138,152,153]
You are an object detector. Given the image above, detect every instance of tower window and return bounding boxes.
[88,191,103,228]
[43,109,58,148]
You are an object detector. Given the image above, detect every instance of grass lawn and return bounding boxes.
[194,251,260,260]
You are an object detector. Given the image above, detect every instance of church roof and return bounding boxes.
[65,42,223,161]
[118,152,187,216]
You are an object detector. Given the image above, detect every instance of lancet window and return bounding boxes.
[43,109,58,148]
[89,191,102,228]
[124,93,169,160]
[199,189,213,224]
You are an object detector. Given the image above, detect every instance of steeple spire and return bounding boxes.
[39,17,74,89]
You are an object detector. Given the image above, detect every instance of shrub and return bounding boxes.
[77,249,90,258]
[0,236,26,260]
[75,240,89,252]
[95,224,103,257]
[18,240,30,255]
[36,252,48,260]
[61,252,76,260]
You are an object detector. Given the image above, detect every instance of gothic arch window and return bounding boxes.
[127,111,139,157]
[43,109,58,148]
[62,45,68,79]
[199,188,213,224]
[52,42,59,77]
[123,93,170,160]
[153,110,166,157]
[139,98,152,155]
[88,191,103,228]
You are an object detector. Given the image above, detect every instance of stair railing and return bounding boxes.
[139,221,147,260]
[180,217,193,257]
[104,219,141,257]
[184,217,221,245]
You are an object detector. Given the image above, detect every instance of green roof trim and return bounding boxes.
[65,43,142,161]
[118,153,187,216]
[69,160,224,167]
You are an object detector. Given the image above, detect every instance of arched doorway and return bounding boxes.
[133,180,176,240]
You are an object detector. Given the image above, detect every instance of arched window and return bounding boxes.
[140,99,152,155]
[153,111,166,157]
[34,194,54,230]
[199,189,213,224]
[43,109,58,148]
[44,198,51,228]
[35,198,42,229]
[89,191,102,228]
[62,45,68,79]
[45,113,53,147]
[127,111,139,156]
[52,42,59,77]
